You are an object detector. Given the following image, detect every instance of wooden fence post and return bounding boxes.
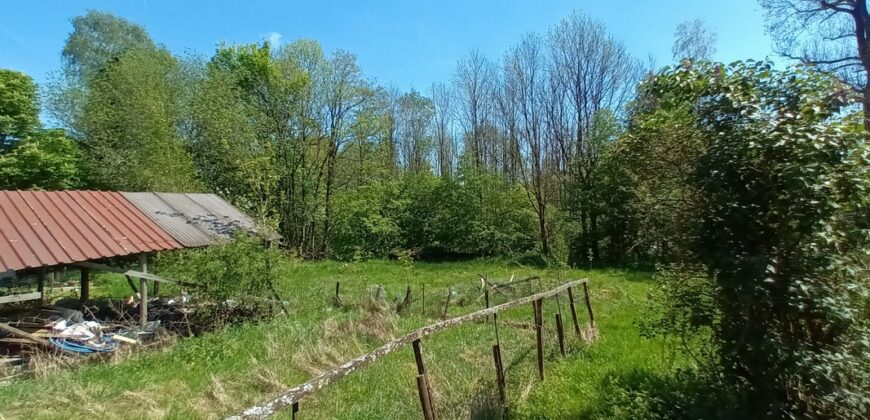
[412,339,436,420]
[533,299,544,380]
[582,281,595,328]
[567,287,581,337]
[333,281,342,307]
[555,313,565,356]
[442,288,452,318]
[492,344,506,404]
[421,283,426,317]
[291,402,299,420]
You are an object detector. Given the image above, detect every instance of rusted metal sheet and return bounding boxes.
[186,193,280,241]
[122,192,272,247]
[0,191,182,272]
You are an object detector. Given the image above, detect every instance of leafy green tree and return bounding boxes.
[81,47,200,191]
[47,11,156,137]
[0,70,39,147]
[62,10,156,80]
[633,61,870,417]
[0,129,84,190]
[193,42,319,251]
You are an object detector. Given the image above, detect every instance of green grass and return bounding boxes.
[0,259,685,419]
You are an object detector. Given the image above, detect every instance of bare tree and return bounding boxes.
[760,0,870,129]
[396,90,435,173]
[548,11,640,262]
[672,19,718,61]
[453,50,497,170]
[430,82,455,177]
[503,32,553,256]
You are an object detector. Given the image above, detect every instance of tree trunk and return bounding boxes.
[322,145,337,258]
[538,201,550,257]
[590,211,600,263]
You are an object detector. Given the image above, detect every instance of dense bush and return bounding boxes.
[332,168,538,260]
[630,61,870,418]
[155,234,286,330]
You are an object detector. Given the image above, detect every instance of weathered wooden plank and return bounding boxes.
[228,278,588,420]
[0,322,50,347]
[490,276,541,290]
[0,292,42,304]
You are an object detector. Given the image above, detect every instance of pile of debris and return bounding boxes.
[0,298,182,379]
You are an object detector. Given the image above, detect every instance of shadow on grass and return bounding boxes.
[572,367,749,420]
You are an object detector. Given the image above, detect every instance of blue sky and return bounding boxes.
[1,0,777,93]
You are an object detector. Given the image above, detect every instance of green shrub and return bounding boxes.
[331,168,537,260]
[631,61,870,418]
[155,234,286,331]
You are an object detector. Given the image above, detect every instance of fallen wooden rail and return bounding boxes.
[228,278,589,419]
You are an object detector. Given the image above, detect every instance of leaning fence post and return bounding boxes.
[582,281,595,328]
[291,401,299,420]
[442,287,452,318]
[555,313,565,356]
[533,299,544,380]
[333,281,342,307]
[412,339,436,420]
[567,286,581,337]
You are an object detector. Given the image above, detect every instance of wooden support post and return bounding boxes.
[139,254,148,327]
[533,299,544,380]
[291,402,299,420]
[492,344,506,404]
[37,269,45,303]
[79,268,90,302]
[555,313,565,356]
[582,281,595,328]
[567,287,581,337]
[412,339,436,420]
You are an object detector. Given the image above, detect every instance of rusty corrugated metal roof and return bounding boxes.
[0,191,183,272]
[122,192,274,247]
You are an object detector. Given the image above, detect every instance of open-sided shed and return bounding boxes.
[0,190,268,319]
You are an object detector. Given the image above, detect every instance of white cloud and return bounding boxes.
[266,32,283,47]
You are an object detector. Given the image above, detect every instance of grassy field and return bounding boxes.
[0,259,685,419]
